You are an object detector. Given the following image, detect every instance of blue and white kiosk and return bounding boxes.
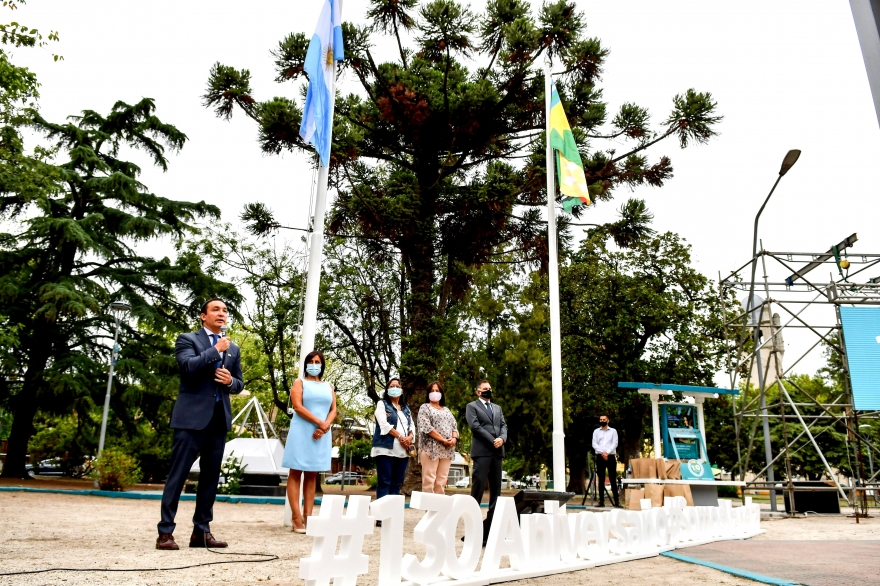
[618,382,746,506]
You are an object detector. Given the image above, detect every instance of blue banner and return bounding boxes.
[839,306,880,410]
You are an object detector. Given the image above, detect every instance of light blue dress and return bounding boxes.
[282,379,333,471]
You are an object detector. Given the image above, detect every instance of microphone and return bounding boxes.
[219,325,228,368]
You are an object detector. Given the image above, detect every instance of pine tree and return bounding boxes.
[203,0,721,401]
[0,98,238,478]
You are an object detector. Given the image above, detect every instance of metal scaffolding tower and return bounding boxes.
[720,235,880,519]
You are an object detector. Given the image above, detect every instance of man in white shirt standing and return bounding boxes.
[591,415,620,508]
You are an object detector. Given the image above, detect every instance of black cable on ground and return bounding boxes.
[0,533,279,577]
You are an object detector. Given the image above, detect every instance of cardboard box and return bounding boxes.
[656,458,667,480]
[663,483,693,506]
[631,458,657,479]
[625,488,645,510]
[644,483,664,507]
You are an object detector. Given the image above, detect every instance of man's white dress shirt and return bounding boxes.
[592,426,618,455]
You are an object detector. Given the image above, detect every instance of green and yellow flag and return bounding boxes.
[549,82,591,213]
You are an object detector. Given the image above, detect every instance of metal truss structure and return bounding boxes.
[720,234,880,518]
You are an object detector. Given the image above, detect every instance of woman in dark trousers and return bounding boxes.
[371,378,415,502]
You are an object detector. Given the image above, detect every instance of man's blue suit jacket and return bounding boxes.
[171,330,244,431]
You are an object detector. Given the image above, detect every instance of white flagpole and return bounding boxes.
[298,162,330,374]
[284,46,338,530]
[544,56,566,492]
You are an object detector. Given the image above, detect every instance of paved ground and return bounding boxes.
[673,539,880,585]
[1,477,879,585]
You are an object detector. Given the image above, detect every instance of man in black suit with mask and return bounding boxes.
[156,298,243,550]
[466,379,508,538]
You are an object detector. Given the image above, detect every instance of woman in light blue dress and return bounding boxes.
[283,350,336,533]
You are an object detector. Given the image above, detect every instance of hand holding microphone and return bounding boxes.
[218,325,230,366]
[214,325,233,385]
[213,333,231,353]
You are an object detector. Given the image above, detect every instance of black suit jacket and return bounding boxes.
[466,399,508,458]
[170,330,244,431]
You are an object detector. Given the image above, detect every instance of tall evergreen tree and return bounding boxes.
[559,219,735,492]
[204,0,720,401]
[0,98,237,478]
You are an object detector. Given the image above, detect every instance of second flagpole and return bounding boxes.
[544,55,566,492]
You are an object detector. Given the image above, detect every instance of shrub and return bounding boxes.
[717,485,739,498]
[346,438,374,468]
[218,452,247,495]
[367,474,378,489]
[90,449,141,491]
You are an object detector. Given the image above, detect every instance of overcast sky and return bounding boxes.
[11,0,880,380]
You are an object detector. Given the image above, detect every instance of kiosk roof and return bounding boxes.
[617,382,739,396]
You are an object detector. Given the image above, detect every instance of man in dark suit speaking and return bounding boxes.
[466,379,508,537]
[156,298,243,550]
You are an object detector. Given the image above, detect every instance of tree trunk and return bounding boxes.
[566,452,587,494]
[1,388,40,478]
[399,230,439,493]
[401,453,421,496]
[621,402,648,465]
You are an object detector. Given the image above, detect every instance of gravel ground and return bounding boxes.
[1,489,873,586]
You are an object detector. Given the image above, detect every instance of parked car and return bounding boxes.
[324,471,365,485]
[455,476,470,488]
[510,479,528,489]
[26,457,93,478]
[26,458,65,477]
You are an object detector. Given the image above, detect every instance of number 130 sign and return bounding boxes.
[298,491,763,586]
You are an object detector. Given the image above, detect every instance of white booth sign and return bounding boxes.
[298,492,763,586]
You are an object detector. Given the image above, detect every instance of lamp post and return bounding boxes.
[746,149,800,513]
[97,301,131,458]
[859,424,875,479]
[340,417,355,492]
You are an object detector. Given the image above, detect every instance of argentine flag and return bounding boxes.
[299,0,344,168]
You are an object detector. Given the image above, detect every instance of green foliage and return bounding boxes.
[0,0,62,61]
[558,224,737,491]
[0,407,10,441]
[717,484,738,498]
[766,374,852,481]
[204,0,722,405]
[318,236,404,403]
[703,395,739,474]
[218,451,247,495]
[346,437,374,469]
[192,228,303,419]
[445,262,553,476]
[0,49,37,119]
[91,448,141,491]
[0,97,239,478]
[27,414,91,472]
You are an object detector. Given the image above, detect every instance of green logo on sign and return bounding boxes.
[688,459,704,477]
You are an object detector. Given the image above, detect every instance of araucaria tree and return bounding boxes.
[204,0,720,402]
[0,99,237,477]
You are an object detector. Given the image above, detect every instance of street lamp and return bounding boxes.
[97,301,131,458]
[340,417,356,492]
[745,149,800,513]
[859,424,875,479]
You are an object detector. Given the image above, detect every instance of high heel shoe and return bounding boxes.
[292,524,307,534]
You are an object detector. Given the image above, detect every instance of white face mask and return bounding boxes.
[429,391,442,403]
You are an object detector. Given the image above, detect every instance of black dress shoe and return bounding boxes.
[190,531,228,548]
